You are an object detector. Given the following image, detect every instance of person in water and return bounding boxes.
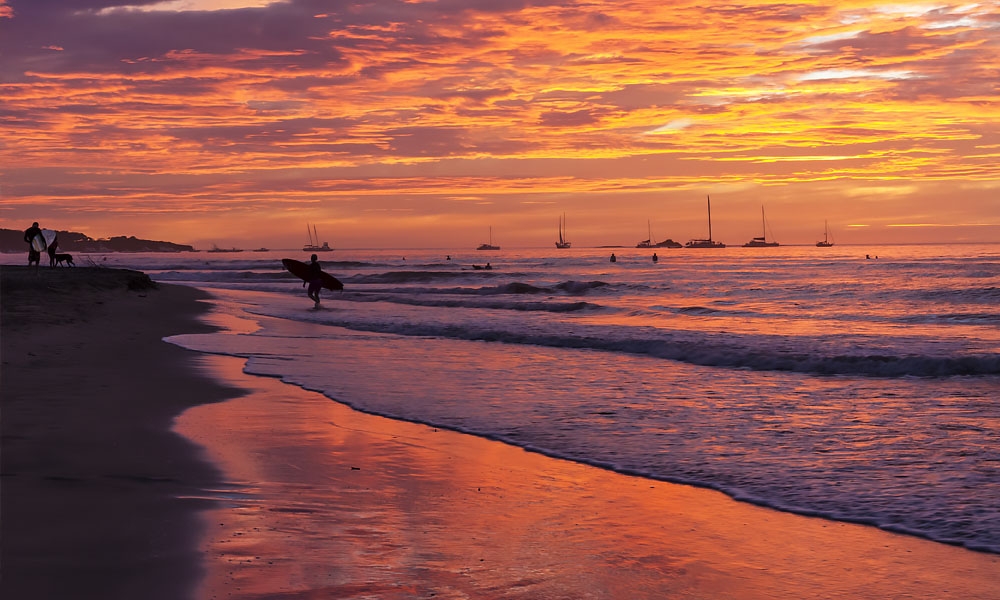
[610,253,617,263]
[306,253,323,307]
[23,221,41,267]
[652,253,658,263]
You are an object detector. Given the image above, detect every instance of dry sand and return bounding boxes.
[3,265,999,599]
[1,266,241,599]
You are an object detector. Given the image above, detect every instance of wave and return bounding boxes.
[347,270,481,284]
[347,293,599,313]
[908,286,1000,304]
[251,306,1000,378]
[555,280,610,294]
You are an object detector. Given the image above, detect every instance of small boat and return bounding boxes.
[253,247,269,252]
[555,214,571,248]
[207,245,244,253]
[639,219,683,248]
[303,224,333,252]
[477,226,500,250]
[816,220,834,247]
[743,206,779,247]
[685,195,726,248]
[636,220,654,248]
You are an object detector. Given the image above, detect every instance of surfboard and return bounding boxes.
[31,229,57,252]
[282,258,343,291]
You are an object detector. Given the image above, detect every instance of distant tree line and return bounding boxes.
[0,228,195,253]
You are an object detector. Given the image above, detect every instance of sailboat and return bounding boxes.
[477,227,500,250]
[636,220,654,248]
[555,214,571,248]
[816,220,834,247]
[743,205,779,247]
[303,224,333,252]
[685,195,726,248]
[207,244,244,253]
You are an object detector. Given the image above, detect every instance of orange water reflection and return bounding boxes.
[176,355,1000,599]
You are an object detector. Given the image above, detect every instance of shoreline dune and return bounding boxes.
[4,266,999,598]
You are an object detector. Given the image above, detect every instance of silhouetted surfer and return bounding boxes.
[610,253,617,263]
[306,254,323,307]
[23,222,41,267]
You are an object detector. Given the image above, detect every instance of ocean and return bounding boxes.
[89,244,1000,554]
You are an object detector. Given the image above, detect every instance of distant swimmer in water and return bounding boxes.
[652,253,658,263]
[610,253,617,263]
[485,262,492,270]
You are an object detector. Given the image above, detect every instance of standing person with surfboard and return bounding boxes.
[281,254,343,308]
[23,222,42,267]
[306,254,323,307]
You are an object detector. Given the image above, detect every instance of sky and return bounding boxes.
[1,0,998,249]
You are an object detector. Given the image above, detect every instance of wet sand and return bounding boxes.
[4,265,999,599]
[179,350,1000,598]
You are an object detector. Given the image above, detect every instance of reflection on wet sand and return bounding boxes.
[176,354,1000,599]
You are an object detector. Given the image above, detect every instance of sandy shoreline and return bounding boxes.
[1,266,241,599]
[4,265,1000,598]
[179,352,1000,599]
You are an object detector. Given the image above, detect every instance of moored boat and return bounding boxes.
[685,195,726,248]
[303,224,333,252]
[478,226,500,250]
[555,214,571,248]
[743,206,779,247]
[816,220,834,247]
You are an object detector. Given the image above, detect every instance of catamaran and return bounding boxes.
[685,195,726,248]
[816,220,834,247]
[743,205,779,247]
[303,224,332,252]
[636,220,654,248]
[477,227,500,250]
[555,214,571,248]
[635,219,682,248]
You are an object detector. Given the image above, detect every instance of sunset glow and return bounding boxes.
[2,0,998,248]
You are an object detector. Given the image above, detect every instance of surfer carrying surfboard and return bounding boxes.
[23,222,42,267]
[281,255,343,308]
[306,254,324,307]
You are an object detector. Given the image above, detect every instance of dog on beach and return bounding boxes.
[54,253,75,267]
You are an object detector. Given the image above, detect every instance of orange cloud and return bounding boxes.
[1,0,998,247]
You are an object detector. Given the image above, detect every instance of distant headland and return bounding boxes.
[0,228,195,253]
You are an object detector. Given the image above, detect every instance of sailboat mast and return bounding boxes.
[707,195,713,241]
[761,205,766,239]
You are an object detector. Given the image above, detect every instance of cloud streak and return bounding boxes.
[1,0,998,246]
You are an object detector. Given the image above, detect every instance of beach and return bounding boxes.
[3,263,1000,598]
[1,266,240,599]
